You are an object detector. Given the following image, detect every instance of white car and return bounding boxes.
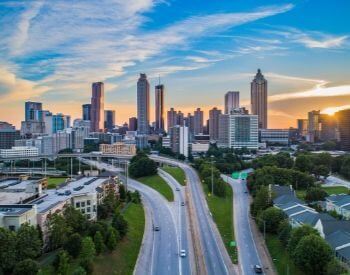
[180,249,186,257]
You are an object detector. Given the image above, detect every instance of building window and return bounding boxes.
[87,214,91,219]
[87,207,91,213]
[87,200,91,205]
[9,225,16,231]
[76,202,80,208]
[81,209,85,214]
[93,205,97,212]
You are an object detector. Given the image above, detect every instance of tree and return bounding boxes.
[129,156,157,178]
[94,231,105,255]
[251,186,271,216]
[295,154,313,173]
[288,225,319,255]
[56,250,70,275]
[16,224,42,261]
[48,213,72,250]
[119,184,126,201]
[277,220,292,247]
[340,156,350,180]
[293,234,333,274]
[322,140,337,151]
[258,207,285,234]
[305,187,328,202]
[325,258,347,275]
[112,214,128,238]
[0,228,17,273]
[79,237,96,273]
[63,205,88,234]
[313,165,330,180]
[213,178,227,197]
[64,233,82,258]
[106,227,117,251]
[13,259,39,275]
[72,266,87,275]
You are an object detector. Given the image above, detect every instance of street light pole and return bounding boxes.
[125,161,129,192]
[211,155,214,195]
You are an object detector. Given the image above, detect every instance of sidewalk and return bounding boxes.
[249,214,277,275]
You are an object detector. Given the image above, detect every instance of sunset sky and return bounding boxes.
[0,0,349,128]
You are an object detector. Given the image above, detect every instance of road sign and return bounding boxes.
[232,172,240,179]
[230,241,236,247]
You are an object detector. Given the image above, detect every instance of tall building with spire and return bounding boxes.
[90,82,104,132]
[155,84,165,133]
[137,73,150,134]
[251,69,268,129]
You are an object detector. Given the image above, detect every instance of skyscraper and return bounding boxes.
[137,73,150,134]
[169,125,189,158]
[155,84,165,133]
[129,117,138,131]
[308,110,320,142]
[25,101,42,121]
[90,82,105,132]
[0,122,20,149]
[194,108,204,135]
[336,109,350,150]
[104,110,116,131]
[176,111,184,126]
[82,104,91,121]
[167,108,177,132]
[251,69,268,129]
[209,107,222,141]
[225,91,239,114]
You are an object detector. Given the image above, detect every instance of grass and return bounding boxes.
[137,174,174,202]
[93,203,145,275]
[265,234,304,275]
[321,186,349,195]
[47,177,67,189]
[162,166,186,186]
[202,182,237,263]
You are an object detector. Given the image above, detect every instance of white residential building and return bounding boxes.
[0,146,39,158]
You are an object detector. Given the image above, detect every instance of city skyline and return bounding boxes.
[0,1,349,128]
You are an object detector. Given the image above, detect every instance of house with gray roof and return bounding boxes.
[326,194,350,219]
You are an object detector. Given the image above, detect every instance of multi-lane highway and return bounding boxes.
[223,174,263,275]
[81,159,191,275]
[151,156,235,275]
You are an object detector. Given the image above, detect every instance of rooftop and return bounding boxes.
[0,204,35,216]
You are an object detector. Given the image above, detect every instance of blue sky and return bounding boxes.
[0,0,349,128]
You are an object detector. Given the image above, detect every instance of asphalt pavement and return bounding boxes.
[223,174,263,275]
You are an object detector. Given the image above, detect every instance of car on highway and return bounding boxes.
[180,249,186,257]
[176,187,180,191]
[154,226,160,231]
[254,264,263,273]
[181,202,185,206]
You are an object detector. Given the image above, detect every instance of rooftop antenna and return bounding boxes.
[158,74,161,86]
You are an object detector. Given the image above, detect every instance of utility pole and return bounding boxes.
[70,157,73,179]
[44,158,47,178]
[125,161,129,192]
[211,155,214,195]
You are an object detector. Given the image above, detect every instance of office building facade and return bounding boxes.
[137,73,150,134]
[82,104,91,121]
[251,69,268,129]
[336,109,350,151]
[90,82,105,132]
[218,109,258,149]
[167,108,177,132]
[155,84,165,133]
[104,110,116,131]
[209,107,222,141]
[225,91,240,114]
[169,125,189,158]
[193,108,204,135]
[0,122,20,149]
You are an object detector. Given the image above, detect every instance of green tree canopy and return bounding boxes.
[16,224,42,261]
[0,228,17,273]
[13,259,39,275]
[288,225,319,255]
[258,207,285,234]
[63,233,82,258]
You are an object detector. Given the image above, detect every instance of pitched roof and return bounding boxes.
[326,230,350,250]
[321,220,350,237]
[273,195,303,206]
[292,211,320,226]
[271,185,294,198]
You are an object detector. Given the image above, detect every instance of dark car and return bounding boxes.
[154,226,160,231]
[181,202,185,206]
[254,264,263,273]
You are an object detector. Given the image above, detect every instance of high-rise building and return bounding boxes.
[167,108,177,132]
[194,108,204,135]
[209,107,222,141]
[308,110,321,142]
[82,104,91,121]
[90,82,105,132]
[0,122,20,149]
[176,111,184,126]
[25,102,43,121]
[169,125,189,158]
[251,69,268,129]
[336,109,350,151]
[319,114,338,141]
[218,108,258,149]
[225,91,239,114]
[44,112,70,134]
[129,117,138,131]
[104,110,116,131]
[155,84,165,133]
[297,119,308,138]
[137,73,150,134]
